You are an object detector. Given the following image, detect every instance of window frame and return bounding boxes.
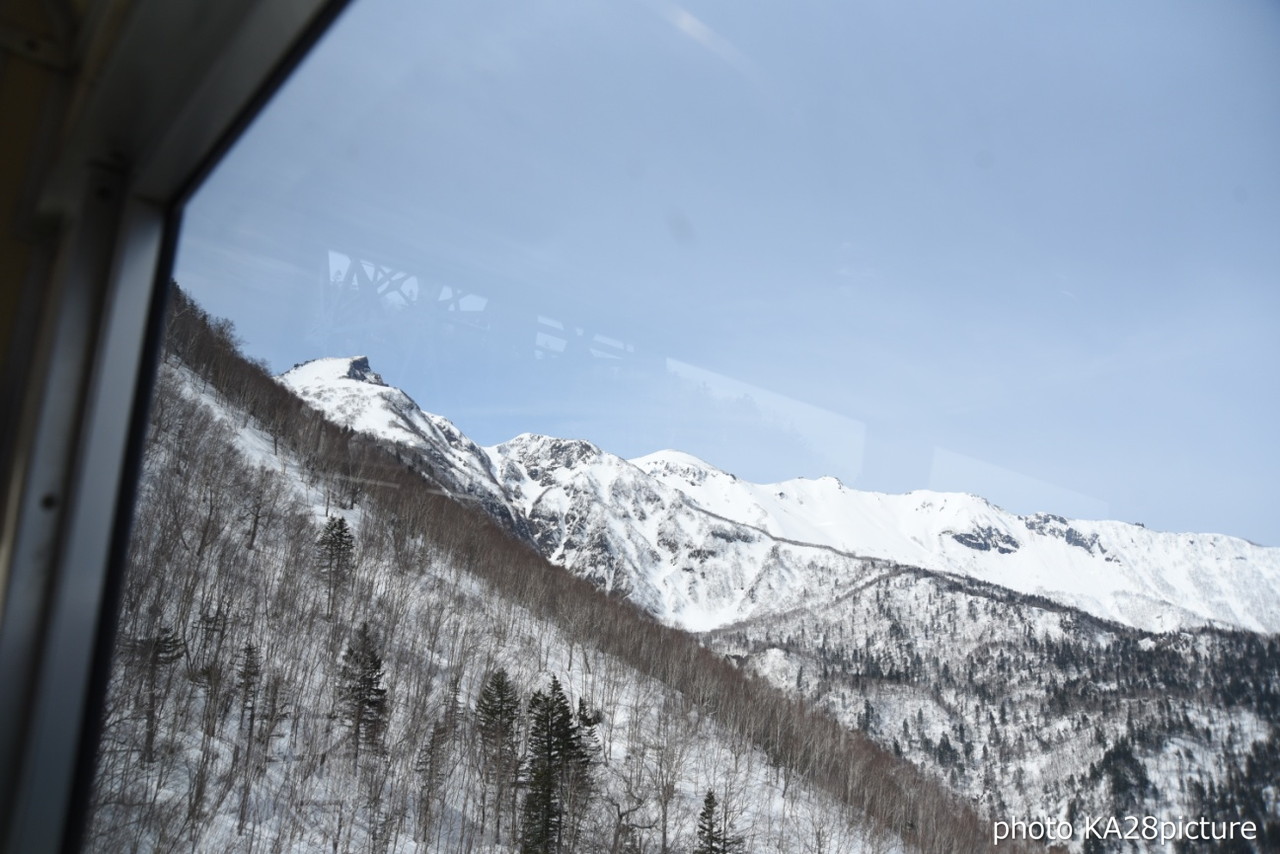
[0,3,350,850]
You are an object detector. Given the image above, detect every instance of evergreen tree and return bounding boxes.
[132,625,186,763]
[521,676,589,854]
[1094,738,1150,813]
[521,679,568,853]
[693,789,743,854]
[477,668,522,844]
[414,716,452,843]
[562,696,601,849]
[317,515,355,617]
[694,790,721,854]
[338,622,387,768]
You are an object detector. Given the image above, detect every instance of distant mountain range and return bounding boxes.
[280,355,1280,636]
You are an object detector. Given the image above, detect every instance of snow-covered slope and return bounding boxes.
[279,356,500,492]
[94,352,934,854]
[632,450,1280,634]
[278,356,531,538]
[278,357,1280,635]
[486,432,842,631]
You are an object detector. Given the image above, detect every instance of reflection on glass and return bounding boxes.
[85,1,1280,851]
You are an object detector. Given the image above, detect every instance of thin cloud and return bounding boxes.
[664,5,758,83]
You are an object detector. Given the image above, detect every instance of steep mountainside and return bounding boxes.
[631,450,1277,634]
[279,354,1280,852]
[280,356,533,542]
[281,356,1280,637]
[87,292,1018,854]
[710,567,1279,841]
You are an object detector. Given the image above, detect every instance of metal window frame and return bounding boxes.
[0,2,350,850]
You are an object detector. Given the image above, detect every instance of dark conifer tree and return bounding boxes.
[693,789,743,854]
[562,696,601,848]
[317,515,355,618]
[338,622,387,769]
[694,790,721,854]
[521,685,562,854]
[132,625,186,763]
[477,668,523,844]
[521,676,578,853]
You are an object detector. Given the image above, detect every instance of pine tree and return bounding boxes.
[317,515,355,618]
[521,681,566,854]
[477,670,520,758]
[338,622,387,769]
[562,696,601,849]
[132,625,186,763]
[694,790,721,854]
[522,676,585,853]
[476,668,522,845]
[693,789,743,854]
[519,676,603,853]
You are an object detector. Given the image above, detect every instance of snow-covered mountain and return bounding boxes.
[99,310,991,854]
[279,356,504,496]
[93,295,1278,854]
[279,356,1280,636]
[280,356,531,540]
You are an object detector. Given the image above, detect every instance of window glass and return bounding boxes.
[85,1,1280,851]
[177,0,1280,537]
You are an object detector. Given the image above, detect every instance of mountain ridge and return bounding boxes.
[278,355,1280,636]
[92,291,1033,854]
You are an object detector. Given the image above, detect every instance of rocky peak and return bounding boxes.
[345,356,385,385]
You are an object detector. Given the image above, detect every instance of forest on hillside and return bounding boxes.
[83,287,1035,853]
[709,568,1280,852]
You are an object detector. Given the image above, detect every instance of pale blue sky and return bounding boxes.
[177,0,1280,544]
